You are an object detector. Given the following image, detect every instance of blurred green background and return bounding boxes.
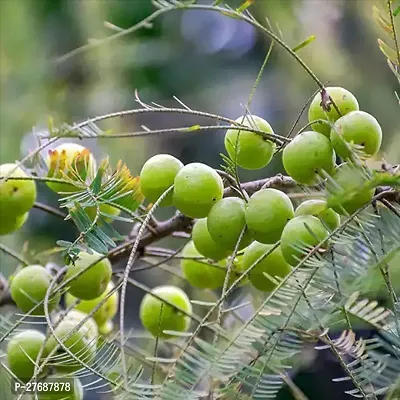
[0,0,399,399]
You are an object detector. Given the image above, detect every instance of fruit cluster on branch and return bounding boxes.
[0,85,398,398]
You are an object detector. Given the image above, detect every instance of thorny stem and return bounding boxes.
[387,0,400,69]
[119,186,174,388]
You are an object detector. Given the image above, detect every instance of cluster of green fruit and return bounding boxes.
[6,314,87,400]
[283,86,382,189]
[6,251,118,398]
[9,251,117,327]
[136,87,382,339]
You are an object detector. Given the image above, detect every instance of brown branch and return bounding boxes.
[224,174,297,197]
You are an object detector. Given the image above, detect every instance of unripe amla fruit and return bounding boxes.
[7,330,48,382]
[192,218,230,261]
[181,241,226,289]
[173,163,224,218]
[308,87,359,137]
[207,197,253,251]
[46,310,98,372]
[98,320,114,336]
[243,242,291,292]
[139,285,192,339]
[0,211,28,236]
[36,376,83,400]
[0,163,36,218]
[224,115,276,170]
[85,203,121,223]
[245,189,294,244]
[64,250,112,300]
[64,281,119,327]
[295,199,340,231]
[10,265,60,315]
[326,163,375,215]
[280,215,330,266]
[282,131,336,185]
[140,154,184,207]
[46,143,96,194]
[330,110,382,159]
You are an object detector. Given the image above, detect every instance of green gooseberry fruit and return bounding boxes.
[46,310,98,373]
[308,87,359,137]
[173,163,224,218]
[224,115,276,170]
[280,215,330,266]
[330,110,383,159]
[7,330,48,382]
[0,163,37,218]
[207,197,253,251]
[282,131,336,185]
[64,281,119,327]
[0,211,28,236]
[64,250,112,300]
[46,143,97,194]
[98,320,114,336]
[10,265,60,315]
[140,154,184,207]
[181,241,226,289]
[36,376,83,400]
[245,189,294,244]
[85,203,121,223]
[326,163,375,215]
[295,199,340,231]
[139,285,192,339]
[192,218,230,261]
[243,242,291,292]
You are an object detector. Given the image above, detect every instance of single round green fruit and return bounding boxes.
[36,376,83,400]
[181,241,226,289]
[326,163,375,215]
[280,215,330,266]
[64,281,119,327]
[85,203,121,223]
[207,197,252,250]
[224,115,276,170]
[7,330,48,382]
[173,163,224,218]
[243,242,291,292]
[295,199,340,231]
[282,131,336,185]
[64,250,112,300]
[0,163,37,218]
[140,154,183,206]
[46,310,98,372]
[245,189,294,244]
[98,320,114,336]
[308,87,359,137]
[0,211,28,236]
[46,143,97,194]
[192,218,230,261]
[330,111,382,159]
[10,265,60,315]
[139,285,192,339]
